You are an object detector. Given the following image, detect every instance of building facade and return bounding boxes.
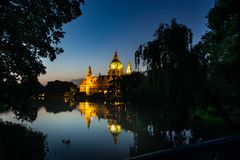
[80,51,132,95]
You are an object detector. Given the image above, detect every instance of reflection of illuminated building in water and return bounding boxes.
[78,102,197,156]
[79,51,132,95]
[79,102,97,128]
[79,102,130,144]
[108,120,122,144]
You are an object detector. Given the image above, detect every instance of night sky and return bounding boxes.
[39,0,215,85]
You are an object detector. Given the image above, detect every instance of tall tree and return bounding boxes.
[197,0,240,127]
[0,0,84,100]
[135,19,193,72]
[200,0,240,105]
[134,19,198,106]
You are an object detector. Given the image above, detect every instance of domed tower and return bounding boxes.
[126,62,132,75]
[108,51,124,77]
[80,65,92,94]
[86,65,92,80]
[85,65,93,95]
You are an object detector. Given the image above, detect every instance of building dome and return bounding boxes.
[108,51,124,76]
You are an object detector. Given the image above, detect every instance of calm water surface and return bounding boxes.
[0,100,236,160]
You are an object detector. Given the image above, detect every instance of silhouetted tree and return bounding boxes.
[135,18,193,72]
[13,105,38,123]
[204,0,240,104]
[0,0,84,102]
[133,19,199,111]
[45,80,77,96]
[119,72,143,100]
[196,0,240,127]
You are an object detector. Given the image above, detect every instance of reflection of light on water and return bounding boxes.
[0,100,206,160]
[108,123,122,144]
[109,124,122,134]
[38,93,45,100]
[181,129,192,145]
[78,102,124,144]
[64,97,75,107]
[114,102,120,105]
[147,125,154,136]
[163,129,193,147]
[79,102,97,128]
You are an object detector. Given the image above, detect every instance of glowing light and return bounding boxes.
[38,93,45,100]
[109,124,122,134]
[114,102,122,105]
[108,123,122,144]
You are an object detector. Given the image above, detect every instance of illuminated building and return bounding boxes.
[79,65,99,95]
[80,51,132,95]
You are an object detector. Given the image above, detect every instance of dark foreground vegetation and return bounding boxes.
[0,121,46,160]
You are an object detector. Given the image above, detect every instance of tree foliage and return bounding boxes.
[45,80,77,95]
[135,19,193,72]
[133,19,201,106]
[131,1,240,126]
[0,0,84,100]
[199,0,240,105]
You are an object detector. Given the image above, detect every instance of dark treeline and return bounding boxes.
[45,80,77,96]
[118,0,240,128]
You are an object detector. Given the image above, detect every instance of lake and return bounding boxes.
[0,99,239,160]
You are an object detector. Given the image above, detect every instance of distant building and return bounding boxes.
[79,51,132,95]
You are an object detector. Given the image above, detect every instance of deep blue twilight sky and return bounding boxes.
[39,0,215,85]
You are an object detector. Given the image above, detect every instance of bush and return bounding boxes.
[0,121,47,160]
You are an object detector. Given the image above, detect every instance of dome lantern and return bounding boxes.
[113,51,119,61]
[108,51,124,76]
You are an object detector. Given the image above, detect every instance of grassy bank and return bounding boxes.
[0,121,47,160]
[193,106,240,139]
